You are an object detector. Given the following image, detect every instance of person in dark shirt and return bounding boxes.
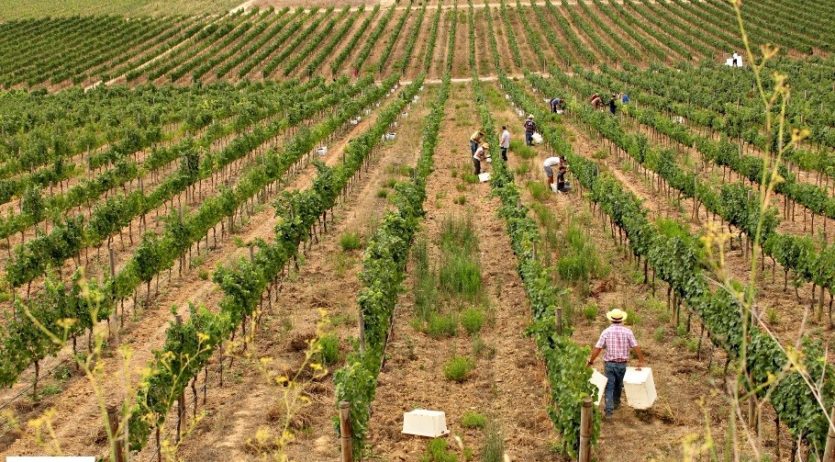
[609,94,617,115]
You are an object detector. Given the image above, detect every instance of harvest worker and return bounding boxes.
[523,115,537,146]
[473,143,489,175]
[549,97,563,113]
[499,126,510,161]
[608,94,618,115]
[543,156,561,189]
[470,129,485,155]
[587,308,645,419]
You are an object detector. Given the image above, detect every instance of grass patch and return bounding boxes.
[439,254,481,299]
[443,356,475,382]
[510,139,537,159]
[482,420,505,462]
[376,189,389,198]
[316,334,340,365]
[526,181,549,202]
[460,306,486,335]
[339,231,363,251]
[426,312,458,338]
[421,438,458,462]
[582,303,598,321]
[461,172,479,184]
[460,411,487,429]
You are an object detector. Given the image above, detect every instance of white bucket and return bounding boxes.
[531,132,544,145]
[401,112,409,118]
[383,133,396,141]
[589,370,608,406]
[478,172,491,183]
[402,409,449,437]
[623,367,657,410]
[316,146,328,156]
[516,109,525,118]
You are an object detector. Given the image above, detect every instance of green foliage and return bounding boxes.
[482,420,505,462]
[526,181,549,202]
[460,411,487,429]
[582,304,598,321]
[510,140,537,159]
[426,312,458,339]
[443,356,475,382]
[460,307,486,335]
[317,334,341,365]
[339,231,363,251]
[421,438,458,462]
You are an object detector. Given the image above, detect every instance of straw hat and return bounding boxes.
[481,143,490,149]
[606,308,627,323]
[527,114,534,119]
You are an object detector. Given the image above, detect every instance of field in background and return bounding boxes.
[0,0,241,19]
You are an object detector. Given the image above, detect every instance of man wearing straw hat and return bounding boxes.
[587,308,645,418]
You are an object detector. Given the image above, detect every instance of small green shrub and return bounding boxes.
[376,189,388,198]
[482,420,505,462]
[454,195,467,205]
[515,161,531,177]
[444,356,475,382]
[426,313,458,338]
[526,181,549,202]
[460,307,486,335]
[462,173,479,184]
[653,326,666,343]
[440,254,481,298]
[421,438,458,462]
[510,139,536,159]
[582,304,598,321]
[384,178,398,188]
[317,334,340,365]
[592,149,609,160]
[460,411,487,429]
[340,232,363,251]
[767,307,779,325]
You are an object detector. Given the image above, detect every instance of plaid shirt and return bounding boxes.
[595,324,637,362]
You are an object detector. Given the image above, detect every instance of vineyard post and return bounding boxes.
[339,401,353,462]
[823,405,835,462]
[107,406,126,462]
[578,396,592,462]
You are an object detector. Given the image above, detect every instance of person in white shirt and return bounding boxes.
[473,143,489,175]
[499,126,510,161]
[543,156,561,189]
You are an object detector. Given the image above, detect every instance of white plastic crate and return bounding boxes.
[316,146,328,156]
[402,409,449,437]
[478,172,491,183]
[623,367,657,410]
[589,370,608,406]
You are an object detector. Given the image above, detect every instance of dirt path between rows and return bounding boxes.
[367,82,553,461]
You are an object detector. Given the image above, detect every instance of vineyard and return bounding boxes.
[0,0,833,461]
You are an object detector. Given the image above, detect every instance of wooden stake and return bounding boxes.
[822,406,835,462]
[579,397,592,462]
[339,401,353,462]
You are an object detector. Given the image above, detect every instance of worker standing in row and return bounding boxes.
[587,309,645,419]
[499,126,510,161]
[523,115,536,146]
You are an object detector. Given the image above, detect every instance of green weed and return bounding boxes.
[443,356,475,382]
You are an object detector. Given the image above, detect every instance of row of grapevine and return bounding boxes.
[332,3,449,454]
[334,72,444,458]
[0,77,381,394]
[519,72,835,458]
[352,4,396,74]
[262,8,334,78]
[282,8,351,77]
[374,1,413,74]
[126,73,414,452]
[0,79,319,247]
[302,6,363,78]
[331,5,380,76]
[550,68,835,324]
